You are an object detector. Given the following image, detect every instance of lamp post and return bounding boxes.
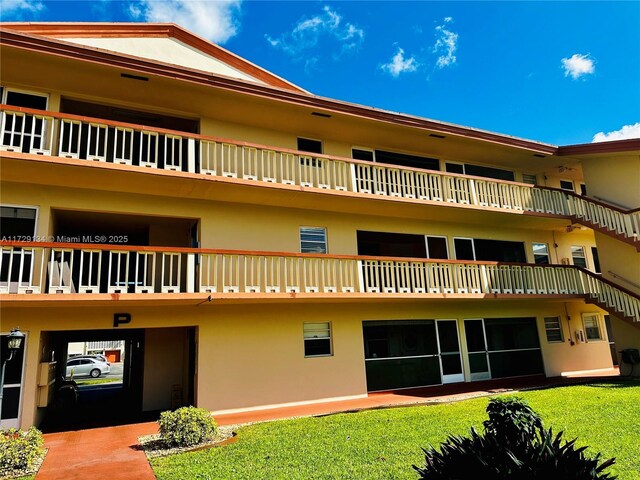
[0,328,25,424]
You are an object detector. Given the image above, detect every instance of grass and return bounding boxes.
[73,377,121,386]
[151,380,640,480]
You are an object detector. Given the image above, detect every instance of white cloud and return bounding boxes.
[592,123,640,143]
[127,0,242,44]
[0,0,44,17]
[433,18,458,68]
[265,5,364,58]
[561,53,595,79]
[380,48,419,77]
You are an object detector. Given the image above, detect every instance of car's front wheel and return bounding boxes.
[90,369,101,378]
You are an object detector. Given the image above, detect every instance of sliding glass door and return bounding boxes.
[464,319,491,381]
[436,320,464,384]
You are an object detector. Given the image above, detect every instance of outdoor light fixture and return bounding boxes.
[1,328,25,421]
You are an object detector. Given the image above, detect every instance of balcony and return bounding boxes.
[1,242,638,323]
[2,104,638,246]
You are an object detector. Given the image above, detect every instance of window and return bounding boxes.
[352,148,440,170]
[571,246,587,269]
[522,173,538,185]
[3,90,48,109]
[445,162,515,181]
[300,226,327,254]
[591,247,601,273]
[544,316,563,342]
[532,243,550,265]
[425,236,449,259]
[297,137,322,154]
[454,237,526,263]
[580,183,587,196]
[583,314,602,341]
[303,322,332,356]
[0,206,38,238]
[560,180,575,192]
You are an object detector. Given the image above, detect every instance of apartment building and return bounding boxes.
[0,23,638,430]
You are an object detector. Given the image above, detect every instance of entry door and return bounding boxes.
[0,332,27,429]
[436,320,464,384]
[464,319,491,381]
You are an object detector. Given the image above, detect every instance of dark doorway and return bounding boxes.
[454,238,526,263]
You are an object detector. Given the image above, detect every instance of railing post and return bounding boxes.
[356,260,364,293]
[350,163,358,193]
[186,253,195,293]
[187,138,196,174]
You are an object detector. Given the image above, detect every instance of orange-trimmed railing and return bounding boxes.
[1,242,638,321]
[1,105,639,243]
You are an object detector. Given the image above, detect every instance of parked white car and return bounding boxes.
[66,357,111,378]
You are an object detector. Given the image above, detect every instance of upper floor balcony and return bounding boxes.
[1,241,638,324]
[1,104,639,248]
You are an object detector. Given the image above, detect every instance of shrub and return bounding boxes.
[0,427,45,474]
[413,398,616,479]
[158,406,217,447]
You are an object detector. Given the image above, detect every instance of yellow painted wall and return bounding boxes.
[1,298,611,428]
[581,155,640,209]
[142,327,189,411]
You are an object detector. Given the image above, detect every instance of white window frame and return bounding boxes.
[1,87,49,109]
[453,237,476,260]
[570,245,588,269]
[582,313,603,341]
[559,179,575,192]
[351,146,375,162]
[445,161,465,174]
[299,226,327,254]
[303,322,332,357]
[543,316,564,343]
[425,235,449,259]
[532,242,551,264]
[0,204,40,239]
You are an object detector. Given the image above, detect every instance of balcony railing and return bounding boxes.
[2,105,639,243]
[1,242,638,322]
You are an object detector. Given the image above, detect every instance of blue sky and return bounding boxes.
[2,1,639,145]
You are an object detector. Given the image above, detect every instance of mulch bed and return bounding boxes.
[138,427,236,459]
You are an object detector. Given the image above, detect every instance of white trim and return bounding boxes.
[351,146,375,162]
[559,178,575,192]
[425,235,450,259]
[582,313,603,342]
[2,87,50,108]
[212,393,368,416]
[0,203,39,239]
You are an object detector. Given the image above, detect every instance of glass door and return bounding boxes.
[0,332,27,429]
[436,320,464,383]
[464,319,491,381]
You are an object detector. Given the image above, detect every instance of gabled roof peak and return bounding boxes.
[0,22,307,93]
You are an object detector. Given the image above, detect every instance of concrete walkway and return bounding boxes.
[37,422,158,480]
[37,371,619,479]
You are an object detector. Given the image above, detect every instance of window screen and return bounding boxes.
[544,317,563,342]
[304,322,332,356]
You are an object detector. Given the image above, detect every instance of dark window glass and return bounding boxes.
[464,320,486,352]
[352,148,374,161]
[357,231,427,258]
[297,138,322,154]
[304,339,331,356]
[1,334,25,385]
[1,387,20,420]
[0,207,37,238]
[464,164,515,181]
[560,180,574,191]
[364,356,441,391]
[591,247,601,273]
[580,184,587,195]
[454,238,475,260]
[5,91,47,109]
[445,163,464,174]
[436,321,459,353]
[363,320,437,358]
[426,237,448,259]
[474,239,526,263]
[375,150,439,170]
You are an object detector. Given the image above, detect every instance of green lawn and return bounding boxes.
[151,381,640,480]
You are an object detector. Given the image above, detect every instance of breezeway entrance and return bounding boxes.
[39,326,196,431]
